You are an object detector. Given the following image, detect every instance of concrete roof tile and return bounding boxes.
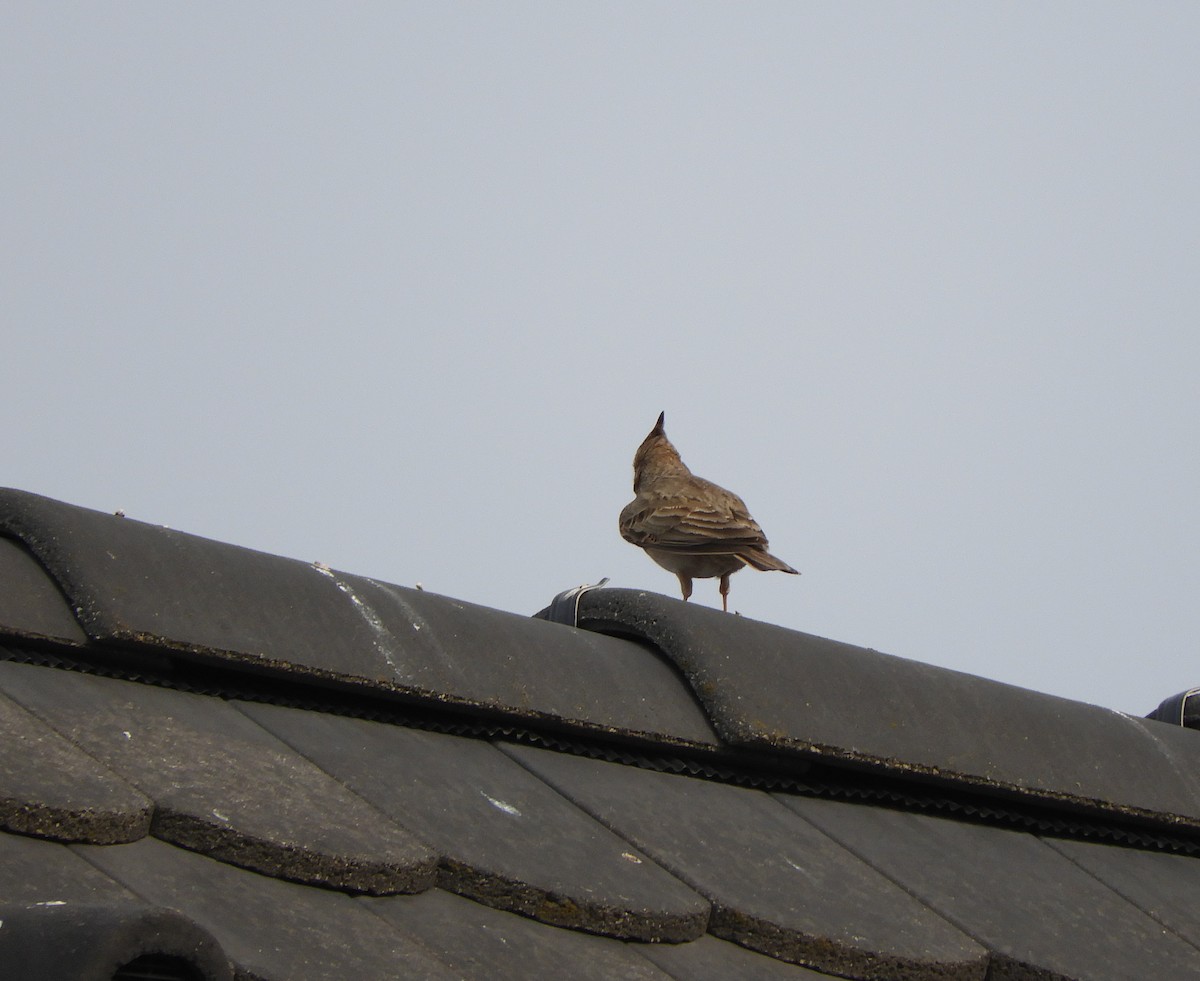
[0,686,151,843]
[238,699,709,941]
[0,661,436,894]
[76,837,457,981]
[505,742,987,980]
[576,587,1200,828]
[787,794,1200,979]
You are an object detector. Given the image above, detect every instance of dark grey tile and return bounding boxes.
[635,933,833,980]
[506,744,986,981]
[365,888,672,980]
[0,685,151,842]
[77,837,457,981]
[0,489,718,746]
[0,830,136,903]
[0,840,234,981]
[787,795,1200,980]
[0,661,436,894]
[1046,836,1200,949]
[0,535,87,644]
[340,572,721,746]
[237,700,709,942]
[577,588,1200,826]
[0,488,390,678]
[0,903,235,981]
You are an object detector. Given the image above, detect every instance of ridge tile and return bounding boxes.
[0,902,234,981]
[0,490,717,746]
[0,537,87,645]
[577,588,1200,826]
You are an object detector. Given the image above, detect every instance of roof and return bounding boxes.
[2,486,1200,980]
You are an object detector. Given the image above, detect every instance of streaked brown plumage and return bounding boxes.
[619,412,798,611]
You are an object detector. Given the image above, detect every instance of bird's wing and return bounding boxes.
[620,480,770,553]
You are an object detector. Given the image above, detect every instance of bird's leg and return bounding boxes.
[719,573,731,612]
[677,574,693,603]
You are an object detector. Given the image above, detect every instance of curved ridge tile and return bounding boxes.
[364,888,673,981]
[0,687,152,843]
[0,536,88,645]
[0,488,391,675]
[237,701,709,942]
[505,744,987,980]
[0,490,716,746]
[578,588,1200,827]
[77,837,458,981]
[0,835,235,979]
[0,902,234,981]
[0,662,436,894]
[788,796,1200,981]
[339,572,719,746]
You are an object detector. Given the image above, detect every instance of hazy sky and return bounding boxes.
[5,4,1199,715]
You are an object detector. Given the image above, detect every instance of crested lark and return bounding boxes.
[619,412,799,611]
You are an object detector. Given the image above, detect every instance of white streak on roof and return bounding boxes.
[785,857,818,884]
[311,563,403,672]
[480,792,522,817]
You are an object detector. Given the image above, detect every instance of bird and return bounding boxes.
[619,412,799,612]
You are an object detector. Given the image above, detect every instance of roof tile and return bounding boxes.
[335,570,719,744]
[1045,835,1200,950]
[364,887,674,980]
[0,685,151,843]
[0,903,234,981]
[7,488,1200,979]
[0,489,717,746]
[637,933,836,979]
[0,828,136,903]
[505,742,988,980]
[237,699,710,941]
[0,661,437,893]
[577,588,1200,828]
[787,794,1200,979]
[0,536,87,645]
[76,836,457,981]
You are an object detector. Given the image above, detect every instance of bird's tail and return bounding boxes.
[740,549,800,575]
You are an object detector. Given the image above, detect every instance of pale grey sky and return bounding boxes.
[5,3,1199,715]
